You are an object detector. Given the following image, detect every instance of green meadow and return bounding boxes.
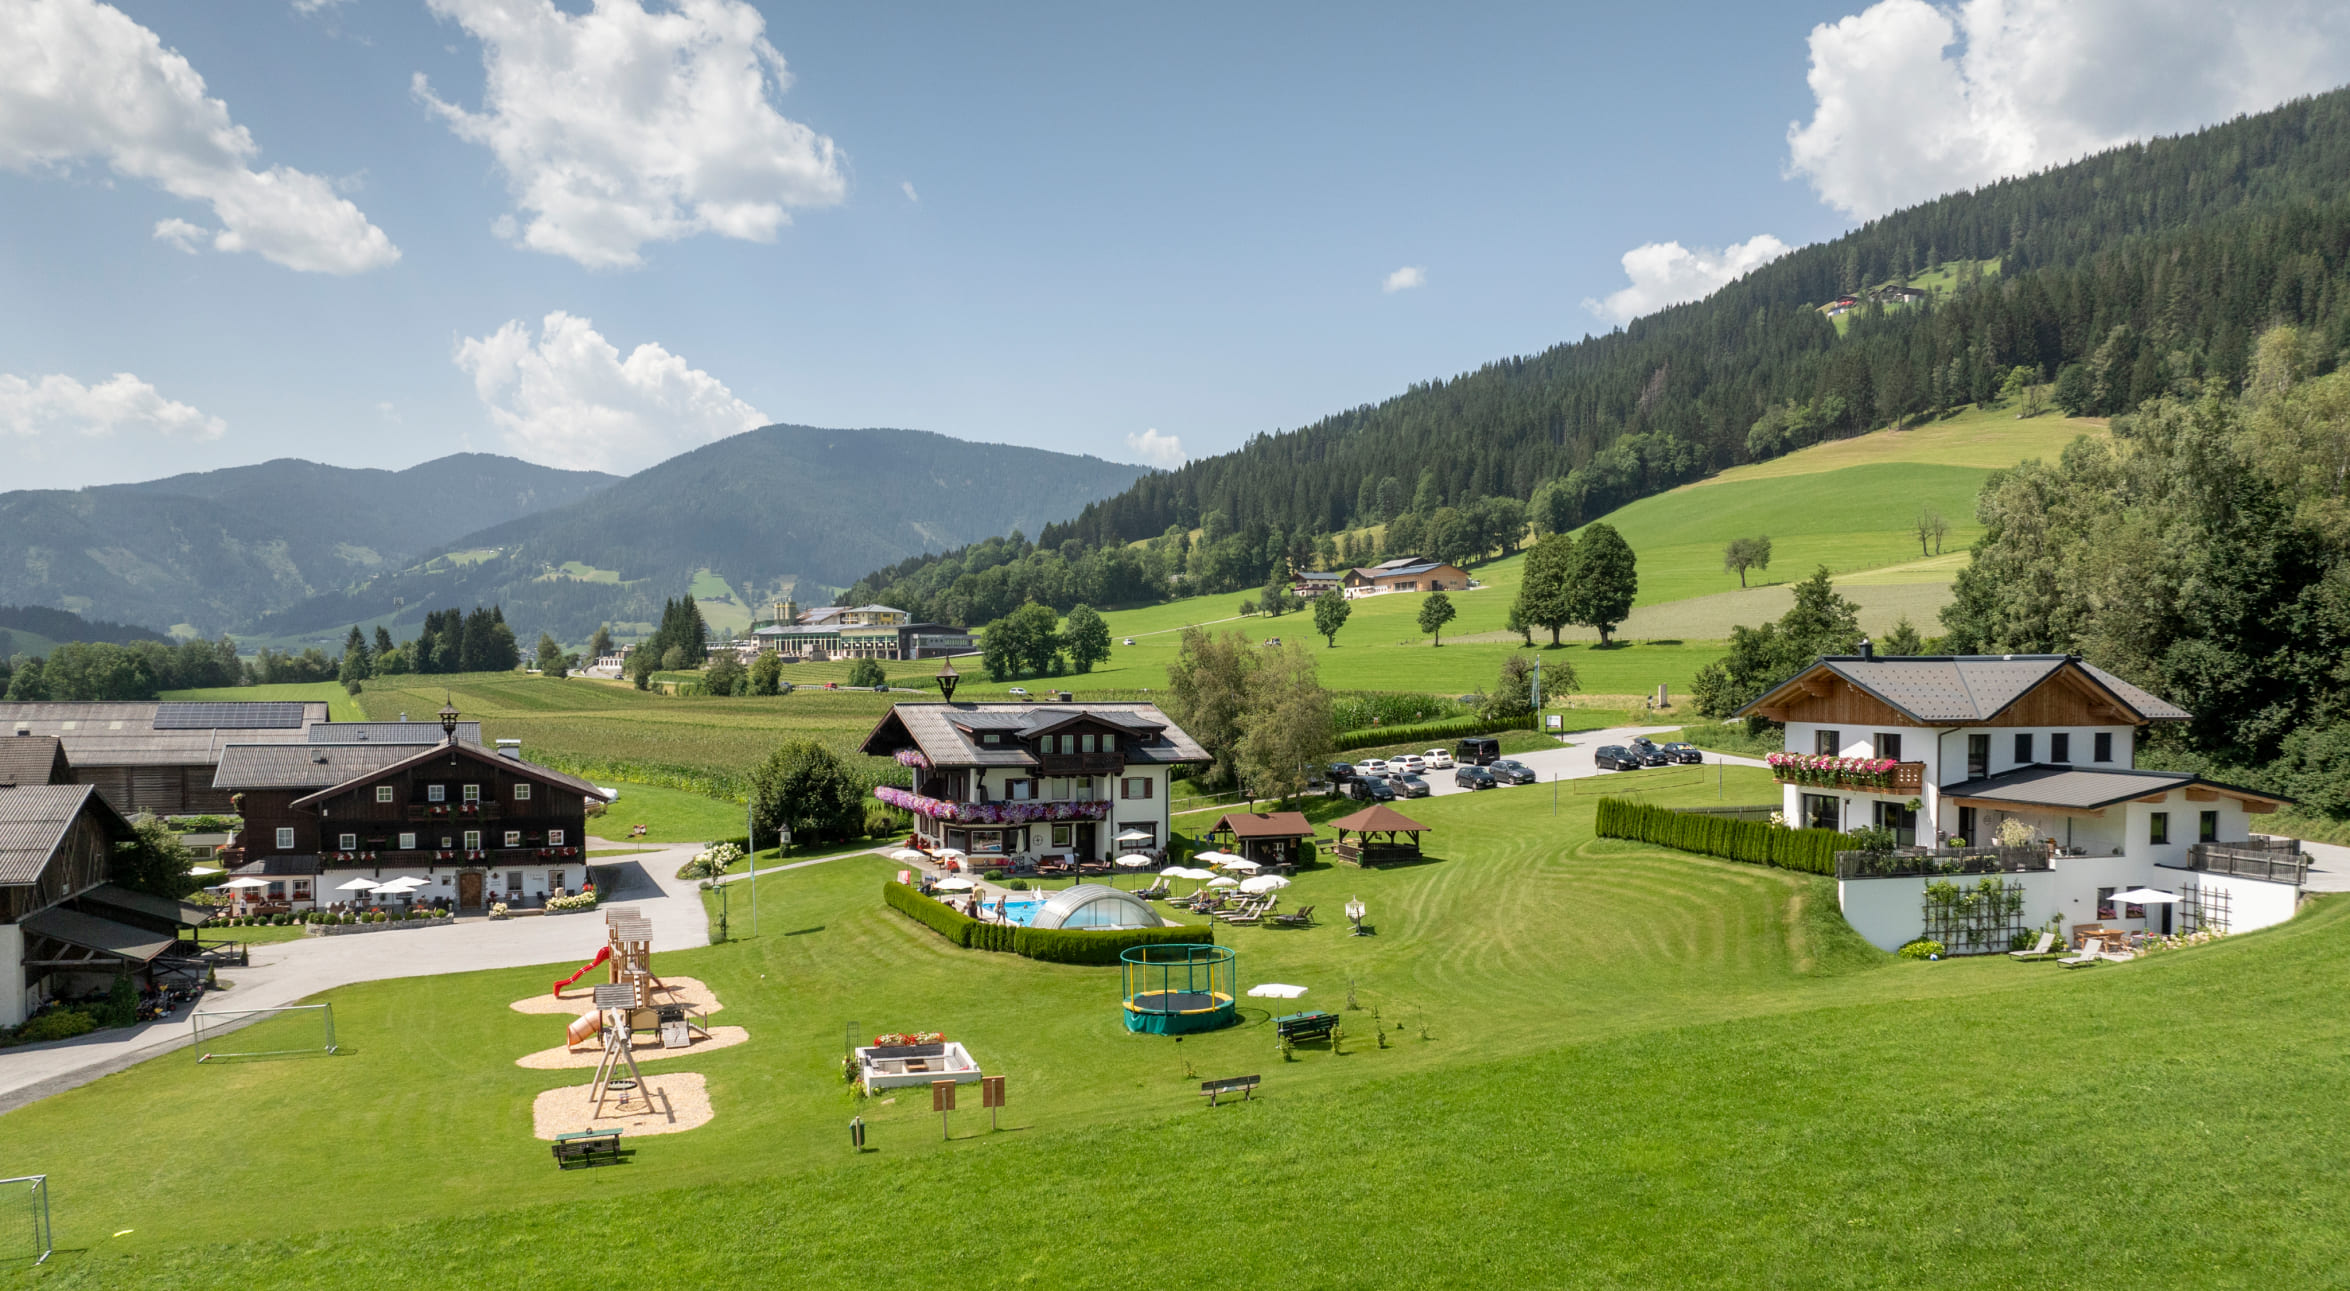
[10,770,2348,1287]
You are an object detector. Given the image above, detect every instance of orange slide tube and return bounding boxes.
[552,944,612,997]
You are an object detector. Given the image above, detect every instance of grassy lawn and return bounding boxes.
[14,764,2350,1286]
[160,681,365,721]
[589,782,752,845]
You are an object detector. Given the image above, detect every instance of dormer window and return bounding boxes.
[982,732,1001,746]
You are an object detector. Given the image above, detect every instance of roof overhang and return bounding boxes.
[288,740,605,809]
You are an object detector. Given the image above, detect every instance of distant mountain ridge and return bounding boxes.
[0,454,620,636]
[248,425,1151,643]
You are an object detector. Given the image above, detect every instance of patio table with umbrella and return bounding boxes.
[1239,874,1290,894]
[333,876,380,909]
[2109,887,2183,939]
[1113,853,1155,888]
[1220,857,1264,874]
[218,875,269,913]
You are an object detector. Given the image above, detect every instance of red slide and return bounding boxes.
[552,945,611,998]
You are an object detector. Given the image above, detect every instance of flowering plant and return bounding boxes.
[1766,752,1902,790]
[873,785,1108,824]
[894,749,933,770]
[873,1031,945,1047]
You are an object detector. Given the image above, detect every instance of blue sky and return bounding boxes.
[5,0,2348,489]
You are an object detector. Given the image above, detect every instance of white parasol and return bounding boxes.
[187,865,222,877]
[888,849,926,862]
[2110,888,2181,904]
[334,877,381,892]
[1239,874,1290,893]
[1220,857,1264,873]
[1247,983,1308,999]
[933,875,975,892]
[1206,876,1240,889]
[219,877,269,889]
[374,876,429,893]
[1191,849,1238,865]
[1115,829,1155,844]
[1114,854,1155,868]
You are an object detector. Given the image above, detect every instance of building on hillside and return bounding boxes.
[1870,285,1927,304]
[213,711,605,913]
[0,735,74,789]
[0,782,144,1026]
[0,701,329,816]
[1340,556,1470,596]
[1290,571,1345,599]
[860,701,1210,863]
[752,621,973,661]
[1739,648,2304,952]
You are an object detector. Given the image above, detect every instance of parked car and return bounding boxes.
[1391,774,1432,798]
[1392,754,1427,775]
[1453,765,1498,790]
[1007,686,1030,697]
[1423,748,1455,770]
[1263,637,1282,647]
[1627,738,1675,767]
[1345,776,1397,802]
[1659,741,1704,764]
[1456,736,1501,766]
[1592,745,1642,771]
[1327,762,1360,784]
[1356,758,1390,775]
[1122,637,1135,646]
[1490,759,1538,785]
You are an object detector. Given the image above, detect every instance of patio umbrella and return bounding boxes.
[1240,874,1290,893]
[2110,888,2181,904]
[219,877,269,889]
[1206,876,1240,889]
[1115,854,1155,867]
[374,877,429,898]
[334,877,381,892]
[1115,829,1154,844]
[1246,983,1308,999]
[934,875,975,892]
[1345,897,1367,936]
[1221,857,1264,873]
[187,865,222,877]
[888,848,926,862]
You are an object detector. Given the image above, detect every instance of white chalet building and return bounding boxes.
[1740,650,2302,952]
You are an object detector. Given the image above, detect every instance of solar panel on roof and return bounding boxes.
[152,701,308,730]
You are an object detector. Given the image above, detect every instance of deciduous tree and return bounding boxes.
[1417,590,1457,646]
[1564,523,1637,644]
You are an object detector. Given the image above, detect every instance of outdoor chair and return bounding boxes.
[2057,938,2104,969]
[2009,932,2057,960]
[1271,905,1314,927]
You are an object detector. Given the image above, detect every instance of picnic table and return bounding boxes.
[1274,1010,1339,1043]
[551,1128,623,1168]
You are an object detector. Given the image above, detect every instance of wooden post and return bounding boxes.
[981,1075,1005,1131]
[932,1079,957,1140]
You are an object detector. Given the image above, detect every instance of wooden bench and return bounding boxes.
[551,1129,623,1168]
[1275,1010,1339,1043]
[1199,1075,1260,1106]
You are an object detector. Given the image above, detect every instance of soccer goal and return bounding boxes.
[192,1003,338,1062]
[0,1175,51,1267]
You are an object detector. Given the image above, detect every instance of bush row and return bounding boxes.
[1333,712,1534,754]
[1594,797,1842,876]
[882,881,1209,965]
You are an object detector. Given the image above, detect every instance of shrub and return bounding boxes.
[983,869,1006,882]
[1008,879,1029,891]
[1898,938,1946,960]
[1333,713,1534,754]
[1593,797,1844,876]
[547,891,598,911]
[881,881,1209,963]
[18,1009,97,1043]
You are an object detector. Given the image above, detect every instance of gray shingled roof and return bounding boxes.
[0,784,122,886]
[77,883,211,928]
[865,702,1209,769]
[20,906,176,963]
[1939,765,2196,810]
[215,743,421,791]
[285,739,607,807]
[228,855,323,877]
[0,735,71,787]
[1740,655,2192,723]
[0,700,325,767]
[306,721,482,745]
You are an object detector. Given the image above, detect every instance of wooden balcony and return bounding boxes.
[1036,752,1125,776]
[1770,760,1925,795]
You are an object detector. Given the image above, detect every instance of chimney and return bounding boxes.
[496,739,522,760]
[1858,638,1874,660]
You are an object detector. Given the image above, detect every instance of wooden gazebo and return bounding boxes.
[1328,804,1429,867]
[1208,811,1316,867]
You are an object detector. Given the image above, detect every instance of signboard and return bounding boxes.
[981,1076,1005,1109]
[931,1079,958,1112]
[1545,714,1563,731]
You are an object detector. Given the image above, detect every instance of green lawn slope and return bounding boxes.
[11,771,2347,1287]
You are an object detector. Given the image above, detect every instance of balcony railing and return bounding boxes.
[1036,752,1125,776]
[1769,756,1925,795]
[874,785,1110,825]
[2170,840,2307,885]
[1836,845,2051,879]
[405,803,501,822]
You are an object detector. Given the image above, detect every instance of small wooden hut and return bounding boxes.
[1207,811,1316,867]
[1328,804,1429,867]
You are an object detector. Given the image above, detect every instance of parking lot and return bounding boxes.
[1328,725,1771,802]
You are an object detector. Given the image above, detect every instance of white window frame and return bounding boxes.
[276,827,295,850]
[376,785,395,803]
[427,784,445,803]
[504,830,522,847]
[463,783,481,803]
[514,783,531,801]
[398,832,416,850]
[549,829,566,846]
[463,829,482,851]
[339,833,357,851]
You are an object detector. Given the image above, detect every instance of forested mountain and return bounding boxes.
[0,454,618,635]
[850,88,2350,622]
[253,426,1148,642]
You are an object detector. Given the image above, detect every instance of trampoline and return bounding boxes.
[1120,943,1237,1035]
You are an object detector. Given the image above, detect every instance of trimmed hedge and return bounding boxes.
[1334,712,1534,754]
[1594,797,1842,876]
[882,881,1209,964]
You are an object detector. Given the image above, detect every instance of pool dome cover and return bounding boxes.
[1028,883,1159,930]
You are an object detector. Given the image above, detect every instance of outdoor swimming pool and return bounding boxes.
[998,899,1047,926]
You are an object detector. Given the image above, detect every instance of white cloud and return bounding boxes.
[0,371,226,441]
[901,180,918,203]
[0,0,399,273]
[1788,0,2350,219]
[291,0,349,12]
[1381,265,1426,293]
[153,217,205,253]
[1583,235,1791,324]
[454,311,768,473]
[416,0,847,269]
[1124,428,1185,469]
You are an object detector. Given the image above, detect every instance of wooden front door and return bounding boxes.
[1076,823,1097,861]
[458,871,485,909]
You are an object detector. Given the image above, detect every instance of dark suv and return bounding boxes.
[1327,762,1360,784]
[1593,745,1642,771]
[1627,739,1675,768]
[1455,736,1501,766]
[1453,764,1497,790]
[1659,741,1704,764]
[1489,758,1538,785]
[1345,776,1396,802]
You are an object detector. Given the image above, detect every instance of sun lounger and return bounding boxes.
[1271,905,1314,927]
[2058,934,2106,969]
[2009,932,2057,960]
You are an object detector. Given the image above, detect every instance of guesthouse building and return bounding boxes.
[859,695,1210,865]
[1740,649,2303,952]
[1340,556,1470,596]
